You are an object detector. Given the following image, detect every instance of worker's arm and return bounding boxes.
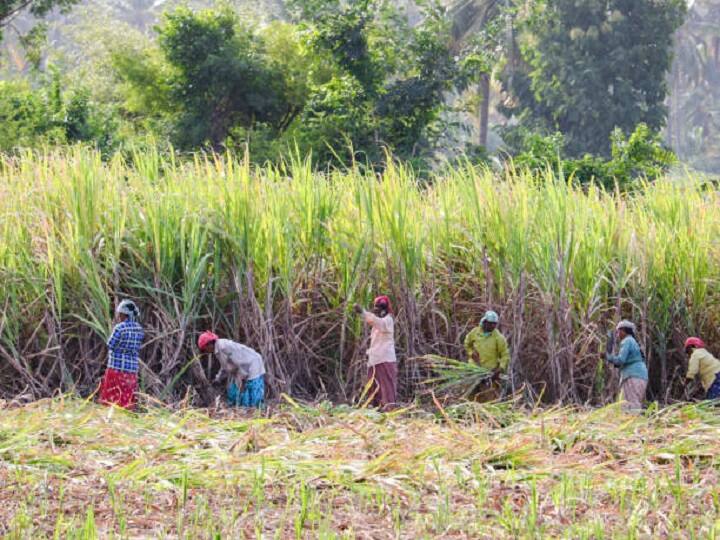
[213,364,225,384]
[213,343,238,384]
[606,331,615,355]
[362,310,390,331]
[606,339,631,366]
[686,353,699,381]
[107,324,121,350]
[212,351,228,384]
[234,373,246,391]
[463,329,477,361]
[497,334,510,371]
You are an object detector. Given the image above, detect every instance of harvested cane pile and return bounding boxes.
[1,397,719,538]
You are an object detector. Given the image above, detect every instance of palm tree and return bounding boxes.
[668,0,720,171]
[448,0,503,147]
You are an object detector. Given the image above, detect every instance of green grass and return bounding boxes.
[1,148,719,403]
[1,397,720,538]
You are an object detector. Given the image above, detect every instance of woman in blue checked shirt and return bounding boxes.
[99,300,144,409]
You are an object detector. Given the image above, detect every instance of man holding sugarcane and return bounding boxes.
[463,310,510,401]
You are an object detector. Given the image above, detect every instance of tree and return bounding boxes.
[113,7,294,150]
[667,0,720,172]
[288,0,484,167]
[448,0,504,147]
[0,70,118,152]
[502,0,686,157]
[0,0,78,44]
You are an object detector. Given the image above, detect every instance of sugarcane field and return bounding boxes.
[1,148,720,539]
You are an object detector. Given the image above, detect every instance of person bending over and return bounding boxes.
[198,332,266,408]
[684,337,720,400]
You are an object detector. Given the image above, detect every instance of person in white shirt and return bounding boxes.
[354,295,398,410]
[198,331,266,408]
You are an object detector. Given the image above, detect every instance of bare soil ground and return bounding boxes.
[1,397,719,538]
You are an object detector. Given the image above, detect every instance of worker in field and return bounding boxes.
[463,310,510,401]
[100,300,144,410]
[354,295,397,410]
[605,320,648,411]
[198,332,266,408]
[684,337,720,400]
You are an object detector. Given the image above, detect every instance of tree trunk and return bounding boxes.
[478,73,490,147]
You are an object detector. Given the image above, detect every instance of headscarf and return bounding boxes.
[685,337,705,349]
[198,331,219,352]
[616,320,636,333]
[116,299,140,322]
[480,311,499,324]
[373,295,392,315]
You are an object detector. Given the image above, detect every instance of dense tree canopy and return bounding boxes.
[0,0,692,180]
[502,0,686,157]
[0,0,78,44]
[114,8,295,149]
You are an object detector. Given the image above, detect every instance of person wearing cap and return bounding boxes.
[197,332,266,408]
[100,299,145,409]
[463,310,510,401]
[354,296,398,410]
[684,337,720,400]
[606,320,648,411]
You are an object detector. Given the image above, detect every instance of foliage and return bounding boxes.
[667,0,720,173]
[502,0,686,157]
[505,124,677,189]
[286,0,485,167]
[418,354,494,398]
[0,70,118,152]
[0,79,61,148]
[607,123,679,185]
[0,0,79,43]
[113,7,295,150]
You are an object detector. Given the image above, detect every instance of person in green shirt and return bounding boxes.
[463,310,510,401]
[684,337,720,400]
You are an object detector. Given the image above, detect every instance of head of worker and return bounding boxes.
[116,299,140,323]
[198,331,219,354]
[615,320,636,340]
[372,295,392,318]
[684,337,705,357]
[481,311,499,334]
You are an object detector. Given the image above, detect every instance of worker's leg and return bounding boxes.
[100,368,138,410]
[366,367,382,407]
[620,377,647,412]
[227,381,242,407]
[472,381,501,403]
[374,361,398,410]
[240,375,265,408]
[706,373,720,400]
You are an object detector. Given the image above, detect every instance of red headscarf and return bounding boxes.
[685,337,705,349]
[373,295,392,314]
[198,331,219,351]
